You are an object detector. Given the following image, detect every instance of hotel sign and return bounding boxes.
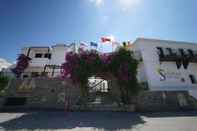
[157,68,181,81]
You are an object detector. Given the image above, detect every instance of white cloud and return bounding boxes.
[116,0,141,11]
[0,58,12,71]
[89,0,104,7]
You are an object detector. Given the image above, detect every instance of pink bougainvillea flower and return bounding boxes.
[12,54,31,77]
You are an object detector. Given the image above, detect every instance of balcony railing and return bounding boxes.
[157,47,197,63]
[157,47,197,69]
[158,52,182,62]
[189,51,197,63]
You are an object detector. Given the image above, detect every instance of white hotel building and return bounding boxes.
[132,38,197,98]
[20,43,108,92]
[21,43,78,78]
[18,38,197,98]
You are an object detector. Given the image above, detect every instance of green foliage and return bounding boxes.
[109,48,139,104]
[0,74,9,93]
[61,48,140,105]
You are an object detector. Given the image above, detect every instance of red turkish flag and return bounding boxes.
[101,37,112,43]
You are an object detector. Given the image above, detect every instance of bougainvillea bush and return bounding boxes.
[12,54,31,77]
[61,48,140,104]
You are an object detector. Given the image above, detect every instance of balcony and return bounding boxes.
[29,58,50,67]
[189,51,197,63]
[159,53,181,62]
[156,47,197,69]
[157,48,181,62]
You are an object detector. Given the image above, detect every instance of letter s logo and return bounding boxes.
[158,68,166,81]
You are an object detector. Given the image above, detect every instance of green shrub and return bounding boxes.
[0,74,9,93]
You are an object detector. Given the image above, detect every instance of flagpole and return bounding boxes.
[91,42,92,50]
[100,42,103,53]
[99,39,103,53]
[112,41,114,52]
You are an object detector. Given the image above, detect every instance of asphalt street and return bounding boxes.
[0,111,197,131]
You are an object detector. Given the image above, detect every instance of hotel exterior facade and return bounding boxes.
[2,38,197,111]
[132,38,197,98]
[14,38,197,98]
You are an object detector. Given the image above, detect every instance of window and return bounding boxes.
[188,49,194,57]
[189,74,196,84]
[44,53,51,59]
[179,49,185,56]
[181,78,185,83]
[31,72,39,77]
[48,54,51,59]
[166,48,173,55]
[35,53,42,58]
[23,75,28,78]
[156,47,164,56]
[176,60,181,69]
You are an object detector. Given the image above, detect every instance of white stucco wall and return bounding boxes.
[22,47,51,67]
[49,44,76,65]
[49,44,66,65]
[133,38,197,91]
[21,44,77,78]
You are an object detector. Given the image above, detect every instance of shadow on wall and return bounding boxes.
[0,111,145,131]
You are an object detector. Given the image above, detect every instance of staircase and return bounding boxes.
[83,79,123,111]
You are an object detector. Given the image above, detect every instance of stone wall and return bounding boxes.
[1,78,80,110]
[1,78,197,112]
[135,91,196,112]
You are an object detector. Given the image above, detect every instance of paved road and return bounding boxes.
[0,111,197,131]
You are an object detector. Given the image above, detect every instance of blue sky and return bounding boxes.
[0,0,197,62]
